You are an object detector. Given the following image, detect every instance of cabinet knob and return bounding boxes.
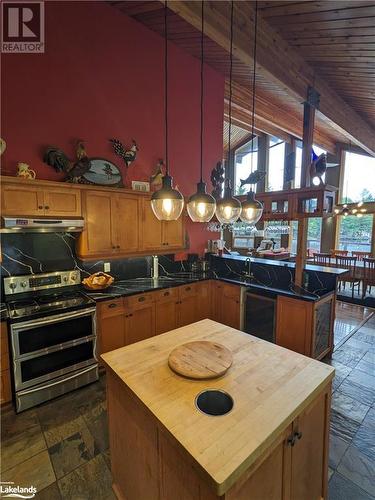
[112,246,116,249]
[185,286,191,291]
[138,296,146,302]
[45,205,49,209]
[38,205,43,209]
[295,431,302,441]
[164,291,170,296]
[108,303,117,309]
[117,245,120,249]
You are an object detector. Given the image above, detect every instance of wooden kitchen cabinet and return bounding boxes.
[276,293,334,360]
[195,281,212,321]
[97,299,126,355]
[140,198,185,252]
[155,288,179,335]
[124,303,155,345]
[211,282,242,330]
[78,190,141,258]
[1,179,81,217]
[0,322,11,405]
[177,283,198,327]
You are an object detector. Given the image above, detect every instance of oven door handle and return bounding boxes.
[17,365,98,395]
[11,307,97,331]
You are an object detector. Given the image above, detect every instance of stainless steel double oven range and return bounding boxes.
[4,270,98,412]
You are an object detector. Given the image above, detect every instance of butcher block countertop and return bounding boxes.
[101,319,335,495]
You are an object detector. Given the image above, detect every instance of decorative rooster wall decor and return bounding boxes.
[310,152,327,186]
[109,138,139,167]
[150,159,165,187]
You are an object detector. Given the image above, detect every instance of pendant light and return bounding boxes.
[187,1,216,222]
[151,1,184,221]
[240,0,263,224]
[215,1,242,225]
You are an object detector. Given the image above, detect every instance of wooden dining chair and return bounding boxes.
[331,249,348,257]
[352,251,372,261]
[335,255,360,297]
[362,258,375,298]
[313,252,331,265]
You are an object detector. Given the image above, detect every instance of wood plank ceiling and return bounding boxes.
[259,1,375,130]
[110,1,375,155]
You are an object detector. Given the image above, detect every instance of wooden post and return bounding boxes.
[295,88,319,287]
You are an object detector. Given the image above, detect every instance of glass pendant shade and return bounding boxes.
[240,190,263,224]
[215,181,242,224]
[187,181,216,222]
[151,174,184,221]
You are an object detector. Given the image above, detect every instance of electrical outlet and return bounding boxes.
[104,262,111,273]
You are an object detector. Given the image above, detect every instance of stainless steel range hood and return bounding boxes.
[1,217,85,233]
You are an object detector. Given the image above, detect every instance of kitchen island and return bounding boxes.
[102,319,335,500]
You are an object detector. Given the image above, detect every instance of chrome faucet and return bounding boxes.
[152,255,159,279]
[243,258,253,281]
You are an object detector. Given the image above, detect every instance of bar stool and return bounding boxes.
[331,249,348,257]
[335,255,360,298]
[362,258,375,298]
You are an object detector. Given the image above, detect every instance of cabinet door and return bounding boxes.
[211,283,223,322]
[125,304,155,345]
[276,296,313,356]
[195,282,211,321]
[290,390,330,500]
[97,300,126,355]
[221,296,241,329]
[80,191,116,256]
[141,200,163,251]
[115,194,140,253]
[177,296,196,328]
[155,299,178,335]
[162,218,184,249]
[2,184,44,216]
[44,187,81,216]
[226,426,292,500]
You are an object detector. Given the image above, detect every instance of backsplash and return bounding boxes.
[0,233,185,283]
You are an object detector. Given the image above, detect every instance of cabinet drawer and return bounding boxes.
[179,283,198,298]
[125,293,155,310]
[0,369,12,404]
[155,287,179,303]
[98,299,125,318]
[222,283,241,299]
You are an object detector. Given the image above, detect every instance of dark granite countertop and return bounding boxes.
[84,273,331,303]
[218,254,349,276]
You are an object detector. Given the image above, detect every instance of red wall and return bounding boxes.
[1,1,224,255]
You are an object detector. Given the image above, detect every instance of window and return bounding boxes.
[337,215,373,253]
[234,137,258,196]
[290,218,322,254]
[267,136,285,192]
[341,151,375,204]
[295,144,326,188]
[232,223,256,250]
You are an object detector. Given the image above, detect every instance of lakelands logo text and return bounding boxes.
[0,482,37,499]
[1,2,45,53]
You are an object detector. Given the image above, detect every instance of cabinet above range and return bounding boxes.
[0,176,186,259]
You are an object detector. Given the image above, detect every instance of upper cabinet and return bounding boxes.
[78,190,185,259]
[1,177,185,259]
[1,179,81,217]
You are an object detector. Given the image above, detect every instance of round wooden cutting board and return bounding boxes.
[168,341,233,379]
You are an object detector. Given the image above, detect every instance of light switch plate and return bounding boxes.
[104,262,111,273]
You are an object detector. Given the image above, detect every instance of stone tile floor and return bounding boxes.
[1,303,374,499]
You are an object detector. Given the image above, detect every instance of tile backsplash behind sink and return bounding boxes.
[0,233,186,288]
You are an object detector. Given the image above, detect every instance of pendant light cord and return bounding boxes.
[200,0,204,183]
[250,1,258,173]
[164,1,169,175]
[228,1,234,168]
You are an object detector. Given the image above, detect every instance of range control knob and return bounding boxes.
[71,275,77,281]
[20,281,27,288]
[9,283,17,290]
[63,276,69,283]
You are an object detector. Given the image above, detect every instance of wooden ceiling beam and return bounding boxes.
[166,0,375,156]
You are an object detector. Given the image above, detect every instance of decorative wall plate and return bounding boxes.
[82,158,123,186]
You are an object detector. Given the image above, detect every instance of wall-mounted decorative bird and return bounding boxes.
[239,169,266,188]
[310,153,327,186]
[150,159,164,187]
[210,161,225,199]
[43,147,71,173]
[109,138,138,167]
